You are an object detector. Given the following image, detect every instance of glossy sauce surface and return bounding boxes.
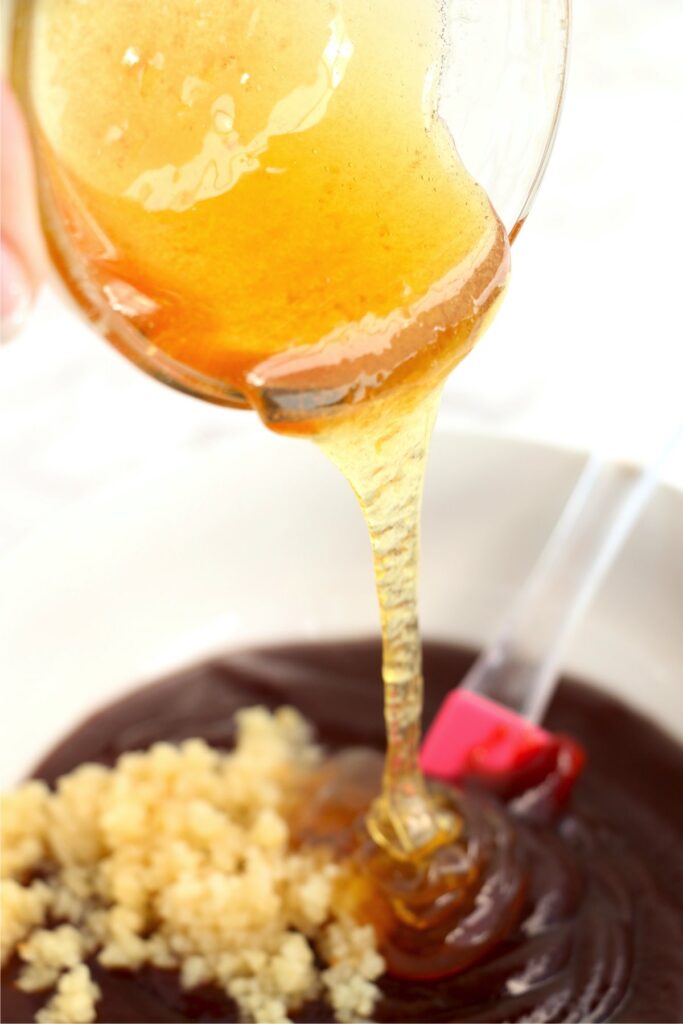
[4,640,683,1022]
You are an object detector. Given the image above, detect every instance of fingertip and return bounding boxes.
[1,80,49,290]
[1,239,33,342]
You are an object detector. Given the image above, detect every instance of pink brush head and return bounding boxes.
[421,689,585,810]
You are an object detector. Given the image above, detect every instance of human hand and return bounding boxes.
[1,81,47,341]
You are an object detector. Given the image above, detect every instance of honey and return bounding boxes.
[17,0,508,416]
[15,0,509,855]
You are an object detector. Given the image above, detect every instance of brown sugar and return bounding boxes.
[1,707,384,1024]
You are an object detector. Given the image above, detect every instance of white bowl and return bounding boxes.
[1,428,681,785]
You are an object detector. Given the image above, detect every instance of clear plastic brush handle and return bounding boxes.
[462,424,683,723]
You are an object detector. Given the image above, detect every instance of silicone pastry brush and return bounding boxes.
[422,426,682,793]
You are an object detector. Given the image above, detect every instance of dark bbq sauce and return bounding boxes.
[3,640,683,1023]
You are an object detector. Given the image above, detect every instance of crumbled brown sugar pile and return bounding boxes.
[1,707,384,1024]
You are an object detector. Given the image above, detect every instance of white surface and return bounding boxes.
[1,430,682,785]
[1,0,682,555]
[441,0,683,470]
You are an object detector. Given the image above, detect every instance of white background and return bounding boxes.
[1,0,682,555]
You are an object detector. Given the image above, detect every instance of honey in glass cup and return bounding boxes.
[12,0,508,423]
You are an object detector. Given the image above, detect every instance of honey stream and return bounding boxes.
[18,0,510,859]
[315,392,463,853]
